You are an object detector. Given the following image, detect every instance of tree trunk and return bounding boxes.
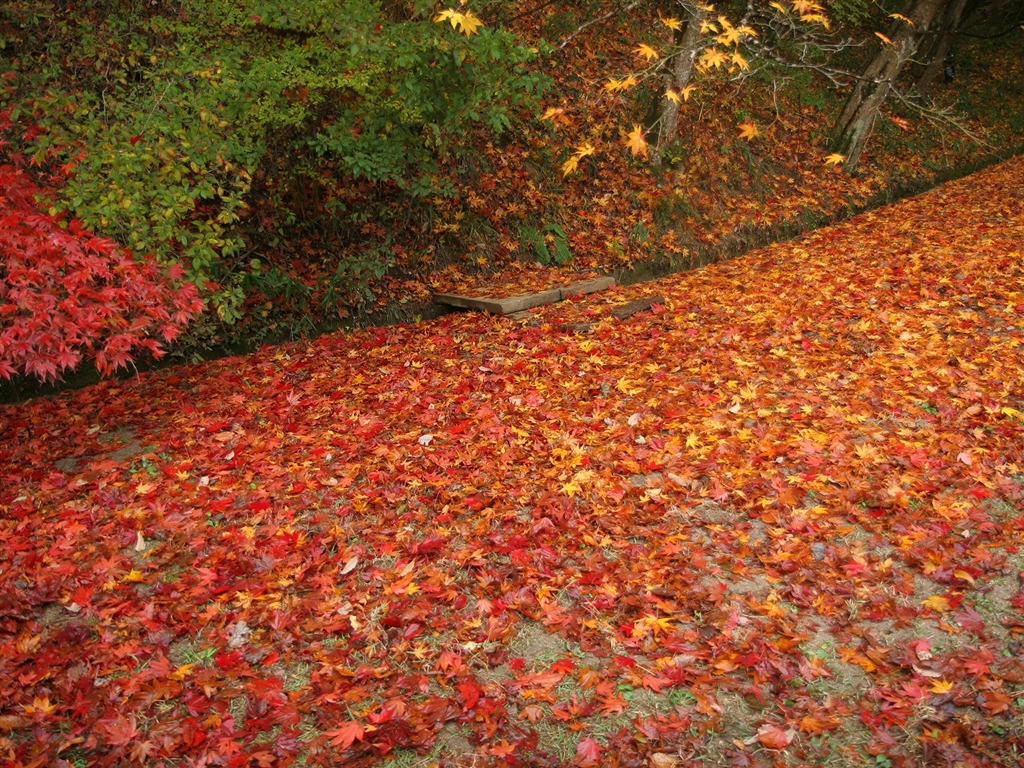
[652,3,708,167]
[915,0,969,89]
[830,0,950,171]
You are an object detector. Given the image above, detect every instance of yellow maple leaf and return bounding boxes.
[605,76,639,92]
[616,377,641,394]
[635,44,659,61]
[769,1,789,13]
[168,663,196,681]
[561,479,582,497]
[562,143,595,176]
[665,85,697,103]
[922,594,950,612]
[714,16,748,44]
[737,121,759,140]
[929,679,954,694]
[730,51,749,70]
[875,31,893,45]
[792,0,824,14]
[717,27,742,45]
[574,143,596,159]
[660,15,683,31]
[889,12,914,25]
[435,8,458,25]
[824,153,846,166]
[698,48,729,70]
[457,10,484,35]
[626,124,649,157]
[434,8,484,36]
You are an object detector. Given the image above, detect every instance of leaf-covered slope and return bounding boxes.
[1,157,1024,766]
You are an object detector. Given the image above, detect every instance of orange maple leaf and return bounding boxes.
[540,107,572,127]
[325,720,370,749]
[752,722,796,750]
[626,125,649,158]
[737,122,760,140]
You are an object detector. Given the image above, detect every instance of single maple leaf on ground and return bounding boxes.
[626,125,649,158]
[738,121,760,140]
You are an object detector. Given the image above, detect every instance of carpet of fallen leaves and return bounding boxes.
[3,156,1024,768]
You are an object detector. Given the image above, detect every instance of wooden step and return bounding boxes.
[433,276,616,316]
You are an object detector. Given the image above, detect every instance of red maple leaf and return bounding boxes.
[575,736,602,766]
[325,720,366,749]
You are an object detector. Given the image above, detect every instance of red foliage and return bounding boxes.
[0,164,203,382]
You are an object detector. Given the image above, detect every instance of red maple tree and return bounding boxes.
[0,164,203,382]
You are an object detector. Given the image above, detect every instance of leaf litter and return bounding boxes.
[2,157,1024,766]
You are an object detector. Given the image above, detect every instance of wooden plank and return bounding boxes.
[433,294,506,313]
[560,276,616,299]
[434,289,562,315]
[611,296,664,320]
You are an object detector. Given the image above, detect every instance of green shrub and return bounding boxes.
[1,0,547,318]
[520,222,572,265]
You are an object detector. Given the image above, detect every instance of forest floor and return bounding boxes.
[2,156,1024,767]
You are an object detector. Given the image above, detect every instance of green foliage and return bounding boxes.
[521,222,572,265]
[825,0,878,27]
[789,69,828,110]
[0,0,546,319]
[319,245,395,309]
[652,192,697,231]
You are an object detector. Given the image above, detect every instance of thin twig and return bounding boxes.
[556,1,644,52]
